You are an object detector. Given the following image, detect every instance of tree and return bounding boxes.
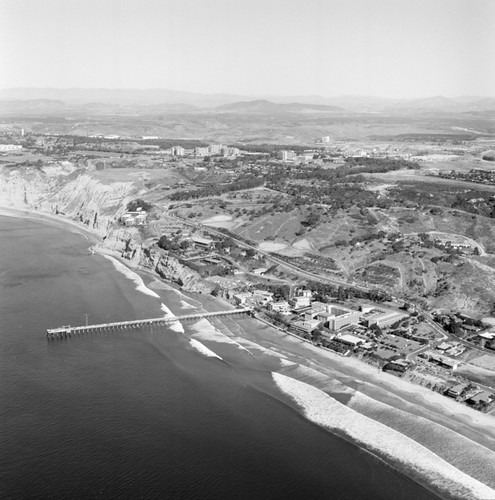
[157,235,173,251]
[311,328,323,344]
[245,248,256,258]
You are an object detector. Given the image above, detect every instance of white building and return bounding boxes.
[194,147,210,156]
[223,147,240,157]
[171,146,185,156]
[277,150,295,161]
[0,144,22,152]
[269,300,291,314]
[313,303,361,331]
[208,144,223,155]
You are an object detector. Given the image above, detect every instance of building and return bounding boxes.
[321,136,330,143]
[314,303,361,331]
[120,210,148,226]
[233,292,253,306]
[192,236,215,250]
[334,334,364,348]
[194,147,210,156]
[466,391,495,409]
[446,383,469,398]
[383,358,411,373]
[223,147,240,157]
[0,144,22,152]
[292,319,321,335]
[208,144,223,155]
[252,290,274,305]
[289,291,312,309]
[171,146,185,156]
[277,150,295,161]
[269,300,291,314]
[420,351,459,370]
[360,307,409,329]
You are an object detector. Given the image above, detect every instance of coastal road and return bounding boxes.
[164,206,494,354]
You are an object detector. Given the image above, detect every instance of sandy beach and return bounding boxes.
[0,205,101,244]
[4,204,495,496]
[3,203,495,444]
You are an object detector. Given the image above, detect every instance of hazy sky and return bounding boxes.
[1,0,494,98]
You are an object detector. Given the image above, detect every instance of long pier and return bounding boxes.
[46,308,253,339]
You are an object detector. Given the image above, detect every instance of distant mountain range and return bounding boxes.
[0,88,494,115]
[216,99,345,114]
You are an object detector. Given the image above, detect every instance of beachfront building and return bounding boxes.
[383,358,412,374]
[313,303,361,331]
[269,300,291,314]
[334,334,364,348]
[292,319,321,335]
[419,351,459,370]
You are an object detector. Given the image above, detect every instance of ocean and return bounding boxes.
[0,214,457,499]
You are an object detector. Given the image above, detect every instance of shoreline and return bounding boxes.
[3,206,495,495]
[2,205,494,436]
[0,205,101,245]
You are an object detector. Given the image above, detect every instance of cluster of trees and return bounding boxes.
[157,235,189,252]
[170,176,264,201]
[306,280,391,303]
[127,199,153,212]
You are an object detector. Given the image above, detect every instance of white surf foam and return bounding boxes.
[348,390,495,488]
[189,339,222,360]
[101,255,160,299]
[179,299,197,309]
[280,358,297,367]
[189,318,249,352]
[272,372,495,500]
[159,303,184,333]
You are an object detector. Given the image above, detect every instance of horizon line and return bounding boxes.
[0,87,494,101]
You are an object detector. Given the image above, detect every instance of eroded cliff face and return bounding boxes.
[96,226,214,294]
[0,163,216,295]
[0,164,139,237]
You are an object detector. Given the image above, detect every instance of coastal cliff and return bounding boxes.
[95,227,214,294]
[0,164,214,294]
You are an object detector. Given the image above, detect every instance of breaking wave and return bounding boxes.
[189,339,222,360]
[101,255,160,299]
[160,303,184,333]
[272,372,495,500]
[189,318,249,352]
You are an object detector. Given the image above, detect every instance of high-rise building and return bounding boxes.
[194,147,209,156]
[208,144,222,155]
[278,150,295,161]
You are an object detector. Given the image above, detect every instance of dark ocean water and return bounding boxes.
[0,216,440,499]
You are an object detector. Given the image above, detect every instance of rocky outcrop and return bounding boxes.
[1,164,214,295]
[155,253,215,294]
[96,226,214,294]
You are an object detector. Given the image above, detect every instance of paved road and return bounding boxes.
[164,206,495,356]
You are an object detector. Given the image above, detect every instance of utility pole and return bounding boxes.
[84,314,89,327]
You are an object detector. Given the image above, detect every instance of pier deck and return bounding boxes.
[46,308,253,339]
